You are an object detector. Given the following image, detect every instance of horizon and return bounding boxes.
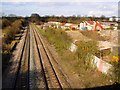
[1,1,119,17]
[1,14,119,18]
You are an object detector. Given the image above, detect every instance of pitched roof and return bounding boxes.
[86,21,94,25]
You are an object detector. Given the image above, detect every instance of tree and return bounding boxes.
[8,14,17,17]
[58,15,67,23]
[11,19,23,34]
[100,15,106,21]
[30,13,41,23]
[112,16,116,22]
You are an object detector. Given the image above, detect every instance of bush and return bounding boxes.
[113,62,120,83]
[2,19,24,53]
[3,27,14,44]
[75,40,98,66]
[2,18,11,29]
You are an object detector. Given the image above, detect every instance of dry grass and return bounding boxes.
[80,31,108,41]
[60,49,115,88]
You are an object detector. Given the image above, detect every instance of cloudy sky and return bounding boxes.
[1,0,119,17]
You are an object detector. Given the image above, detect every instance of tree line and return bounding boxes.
[28,13,110,25]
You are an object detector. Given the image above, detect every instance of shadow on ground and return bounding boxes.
[82,82,120,90]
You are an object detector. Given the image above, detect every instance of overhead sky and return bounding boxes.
[1,0,119,17]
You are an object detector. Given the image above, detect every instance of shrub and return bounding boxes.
[2,18,11,29]
[3,27,14,44]
[75,40,98,66]
[113,61,120,83]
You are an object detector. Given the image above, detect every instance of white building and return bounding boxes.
[109,17,119,22]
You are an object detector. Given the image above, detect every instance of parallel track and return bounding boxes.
[32,24,62,89]
[29,25,48,89]
[35,25,71,88]
[14,28,30,89]
[3,23,69,89]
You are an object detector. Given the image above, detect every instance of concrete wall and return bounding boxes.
[69,41,114,75]
[92,55,113,75]
[69,43,77,52]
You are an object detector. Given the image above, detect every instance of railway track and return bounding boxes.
[31,24,62,89]
[35,25,72,88]
[29,25,47,89]
[3,23,71,89]
[2,28,29,89]
[14,27,30,89]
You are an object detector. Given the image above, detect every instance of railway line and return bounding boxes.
[14,26,30,89]
[29,24,48,89]
[2,29,29,89]
[32,24,62,89]
[3,23,71,89]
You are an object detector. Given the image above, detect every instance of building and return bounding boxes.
[47,21,61,29]
[79,21,104,31]
[102,21,118,30]
[62,23,79,30]
[85,21,103,31]
[109,17,119,22]
[41,23,51,29]
[79,22,87,30]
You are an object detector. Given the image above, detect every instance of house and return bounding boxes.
[60,23,66,29]
[85,21,103,31]
[109,17,119,22]
[79,21,104,31]
[62,23,79,30]
[63,23,72,30]
[70,24,79,30]
[47,21,61,29]
[79,22,87,30]
[102,21,118,30]
[42,23,50,29]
